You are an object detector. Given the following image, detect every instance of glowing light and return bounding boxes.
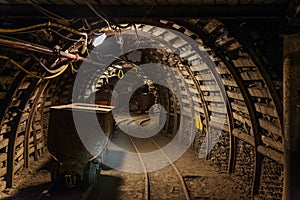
[92,33,106,47]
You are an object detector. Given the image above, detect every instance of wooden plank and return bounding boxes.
[195,73,214,81]
[185,79,195,85]
[0,180,6,192]
[187,54,200,62]
[181,51,196,59]
[1,125,11,134]
[232,58,255,67]
[261,135,283,152]
[233,112,251,125]
[0,153,7,162]
[172,38,187,48]
[19,113,29,123]
[203,19,222,33]
[209,120,230,132]
[162,32,177,42]
[29,146,35,154]
[227,41,242,51]
[248,87,270,98]
[257,145,284,165]
[16,123,26,134]
[180,70,189,76]
[15,135,24,147]
[216,34,234,46]
[192,96,201,103]
[0,139,8,149]
[208,104,227,113]
[190,64,209,72]
[0,167,7,177]
[227,90,244,101]
[222,78,238,87]
[204,95,223,102]
[215,66,229,74]
[194,105,204,113]
[254,102,278,117]
[37,142,44,149]
[259,118,282,136]
[36,131,43,140]
[232,128,255,146]
[18,82,30,90]
[200,84,220,91]
[231,101,249,114]
[189,88,198,94]
[13,159,24,174]
[11,99,21,107]
[33,124,42,131]
[15,147,24,160]
[240,70,262,81]
[34,113,42,121]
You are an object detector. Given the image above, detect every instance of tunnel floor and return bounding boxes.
[0,115,250,200]
[0,145,248,200]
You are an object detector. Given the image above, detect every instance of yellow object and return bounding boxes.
[195,114,203,131]
[117,69,124,79]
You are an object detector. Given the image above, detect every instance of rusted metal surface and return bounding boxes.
[0,37,85,61]
[24,80,49,168]
[47,103,113,185]
[283,32,300,200]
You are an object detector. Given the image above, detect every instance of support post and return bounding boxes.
[283,32,300,200]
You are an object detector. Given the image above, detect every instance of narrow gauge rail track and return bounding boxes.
[119,116,190,200]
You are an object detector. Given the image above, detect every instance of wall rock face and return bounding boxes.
[259,157,283,200]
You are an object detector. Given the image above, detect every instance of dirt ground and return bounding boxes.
[0,135,251,200]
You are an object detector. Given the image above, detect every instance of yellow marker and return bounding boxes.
[195,114,203,131]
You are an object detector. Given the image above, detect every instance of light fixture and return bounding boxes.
[92,33,107,47]
[114,65,122,69]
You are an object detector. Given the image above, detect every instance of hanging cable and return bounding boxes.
[132,23,141,49]
[0,22,88,54]
[0,55,70,79]
[69,61,78,74]
[86,1,113,30]
[26,0,72,25]
[30,54,69,74]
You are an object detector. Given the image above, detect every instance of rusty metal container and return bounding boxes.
[47,103,114,187]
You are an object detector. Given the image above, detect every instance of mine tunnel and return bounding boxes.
[0,1,299,199]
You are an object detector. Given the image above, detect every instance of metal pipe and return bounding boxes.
[0,37,85,61]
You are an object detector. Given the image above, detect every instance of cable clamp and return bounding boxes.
[73,53,80,62]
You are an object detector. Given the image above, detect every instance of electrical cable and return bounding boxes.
[86,1,113,30]
[0,55,70,79]
[0,22,87,54]
[50,29,79,42]
[30,54,69,74]
[69,61,78,74]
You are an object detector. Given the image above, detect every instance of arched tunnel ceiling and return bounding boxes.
[0,0,299,198]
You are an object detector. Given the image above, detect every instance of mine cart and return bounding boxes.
[47,103,113,188]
